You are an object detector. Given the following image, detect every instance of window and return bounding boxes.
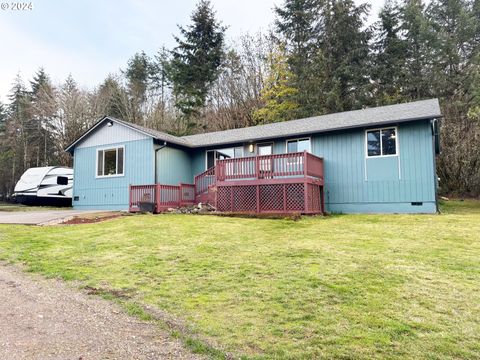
[206,147,243,170]
[366,128,397,157]
[257,143,273,172]
[97,146,124,177]
[285,138,310,168]
[257,143,273,156]
[286,138,311,153]
[234,147,243,158]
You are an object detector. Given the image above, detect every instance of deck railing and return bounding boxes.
[194,166,216,195]
[129,151,324,214]
[215,151,324,182]
[129,184,157,212]
[129,183,195,213]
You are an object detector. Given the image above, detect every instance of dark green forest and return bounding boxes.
[1,0,479,198]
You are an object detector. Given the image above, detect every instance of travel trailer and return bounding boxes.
[13,167,73,206]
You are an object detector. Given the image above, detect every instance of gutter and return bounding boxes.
[154,141,167,184]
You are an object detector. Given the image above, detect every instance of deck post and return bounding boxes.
[256,185,260,213]
[155,184,160,213]
[303,150,308,178]
[304,180,308,214]
[128,184,132,212]
[321,187,325,215]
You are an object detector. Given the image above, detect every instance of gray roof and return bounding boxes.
[182,99,442,147]
[65,115,189,152]
[108,117,190,147]
[66,99,441,152]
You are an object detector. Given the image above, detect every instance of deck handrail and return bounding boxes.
[129,183,195,213]
[194,166,216,195]
[215,151,324,181]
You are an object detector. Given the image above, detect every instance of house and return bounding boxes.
[65,98,442,214]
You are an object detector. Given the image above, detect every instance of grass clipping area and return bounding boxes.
[0,200,479,359]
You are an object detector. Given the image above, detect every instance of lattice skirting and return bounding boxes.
[216,182,323,214]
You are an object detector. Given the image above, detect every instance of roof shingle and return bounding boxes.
[181,99,441,147]
[66,99,441,152]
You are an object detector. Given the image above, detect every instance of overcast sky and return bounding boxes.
[0,0,385,103]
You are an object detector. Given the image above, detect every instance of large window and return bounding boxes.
[97,146,124,177]
[366,128,397,157]
[286,138,311,153]
[206,147,243,169]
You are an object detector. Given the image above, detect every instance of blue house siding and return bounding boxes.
[187,121,436,213]
[312,121,436,213]
[156,146,193,185]
[191,150,206,180]
[73,138,154,210]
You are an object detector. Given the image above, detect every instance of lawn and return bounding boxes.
[0,201,479,359]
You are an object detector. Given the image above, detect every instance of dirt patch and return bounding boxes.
[83,285,134,299]
[61,212,126,224]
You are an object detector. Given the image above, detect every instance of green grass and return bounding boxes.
[0,201,479,359]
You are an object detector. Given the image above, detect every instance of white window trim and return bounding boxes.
[95,145,125,178]
[285,137,311,153]
[285,137,311,166]
[365,127,398,158]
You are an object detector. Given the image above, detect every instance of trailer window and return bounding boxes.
[97,146,124,177]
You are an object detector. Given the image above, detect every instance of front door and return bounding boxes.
[257,143,273,176]
[257,143,273,156]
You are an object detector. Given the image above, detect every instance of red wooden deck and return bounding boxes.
[129,183,195,213]
[130,151,325,214]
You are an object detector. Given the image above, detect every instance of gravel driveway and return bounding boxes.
[0,210,104,225]
[0,264,202,360]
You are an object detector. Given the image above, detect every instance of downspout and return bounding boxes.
[431,119,440,213]
[154,141,167,184]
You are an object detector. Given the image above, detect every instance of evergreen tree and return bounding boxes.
[253,44,299,124]
[169,0,226,123]
[473,0,480,46]
[29,68,57,166]
[150,47,172,129]
[125,52,152,99]
[427,0,477,98]
[372,0,408,104]
[152,46,171,103]
[0,102,6,133]
[275,0,323,116]
[30,68,50,98]
[7,74,32,180]
[321,0,371,112]
[8,74,29,117]
[401,0,435,99]
[124,51,153,123]
[97,75,129,120]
